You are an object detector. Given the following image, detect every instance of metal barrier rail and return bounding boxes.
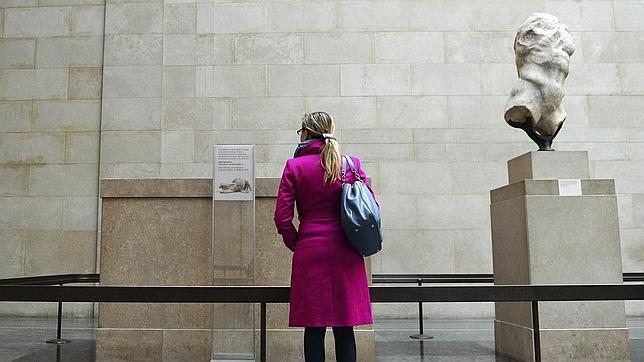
[2,284,644,362]
[0,273,100,344]
[372,272,644,284]
[0,273,99,286]
[371,273,644,339]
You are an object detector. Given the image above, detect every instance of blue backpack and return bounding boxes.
[340,155,383,256]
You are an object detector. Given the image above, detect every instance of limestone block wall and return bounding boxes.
[100,0,644,319]
[1,0,643,319]
[0,0,104,316]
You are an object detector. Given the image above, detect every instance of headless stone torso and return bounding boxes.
[504,13,575,151]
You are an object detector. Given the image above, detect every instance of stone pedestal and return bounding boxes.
[491,151,630,361]
[97,178,375,361]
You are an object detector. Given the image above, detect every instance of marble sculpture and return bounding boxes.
[504,13,575,151]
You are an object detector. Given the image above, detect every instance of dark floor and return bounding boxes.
[1,317,643,361]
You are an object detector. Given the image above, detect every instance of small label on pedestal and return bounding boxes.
[558,179,582,196]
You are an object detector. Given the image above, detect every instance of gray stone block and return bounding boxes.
[71,5,104,36]
[33,100,101,132]
[65,132,100,164]
[0,101,31,132]
[162,66,195,97]
[214,66,266,97]
[307,97,377,129]
[164,2,196,34]
[339,1,408,31]
[411,63,480,95]
[306,32,372,64]
[4,7,68,37]
[69,67,102,100]
[271,65,339,96]
[477,0,545,31]
[341,64,410,96]
[163,34,196,66]
[0,132,64,164]
[375,32,444,63]
[212,2,266,33]
[105,3,163,34]
[614,0,644,31]
[0,39,35,69]
[103,66,162,98]
[566,63,620,95]
[0,165,28,197]
[409,0,477,31]
[620,63,644,94]
[104,34,163,66]
[0,69,68,100]
[269,1,337,32]
[444,32,514,63]
[507,151,590,183]
[235,33,303,65]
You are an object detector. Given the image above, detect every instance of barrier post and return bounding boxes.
[410,279,433,340]
[46,283,70,345]
[261,302,266,362]
[532,301,541,362]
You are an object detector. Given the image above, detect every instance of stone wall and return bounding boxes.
[0,0,104,316]
[1,0,643,318]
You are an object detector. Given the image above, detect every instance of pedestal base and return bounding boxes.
[491,152,630,361]
[495,320,630,361]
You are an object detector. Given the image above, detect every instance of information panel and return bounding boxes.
[213,145,255,201]
[211,144,256,361]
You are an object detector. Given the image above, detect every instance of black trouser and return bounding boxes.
[304,326,356,362]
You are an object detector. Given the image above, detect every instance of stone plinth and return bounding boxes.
[507,151,590,184]
[97,178,375,361]
[491,152,630,361]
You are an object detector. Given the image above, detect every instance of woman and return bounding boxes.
[274,111,377,362]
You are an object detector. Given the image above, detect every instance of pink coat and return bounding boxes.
[274,139,376,327]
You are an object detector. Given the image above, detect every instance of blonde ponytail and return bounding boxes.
[301,112,342,184]
[321,137,342,184]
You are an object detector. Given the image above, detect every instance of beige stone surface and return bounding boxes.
[0,39,35,69]
[164,2,196,35]
[494,320,534,361]
[268,1,337,32]
[307,32,372,64]
[0,101,31,132]
[507,151,590,183]
[162,329,211,362]
[33,100,101,131]
[36,37,103,67]
[71,5,103,36]
[495,320,630,361]
[492,155,630,360]
[4,7,68,37]
[102,98,161,130]
[235,33,303,65]
[102,65,162,98]
[340,1,408,32]
[271,64,340,96]
[0,165,28,196]
[104,34,163,66]
[68,67,102,100]
[96,329,163,362]
[105,3,162,35]
[0,69,68,100]
[97,179,375,360]
[341,64,410,96]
